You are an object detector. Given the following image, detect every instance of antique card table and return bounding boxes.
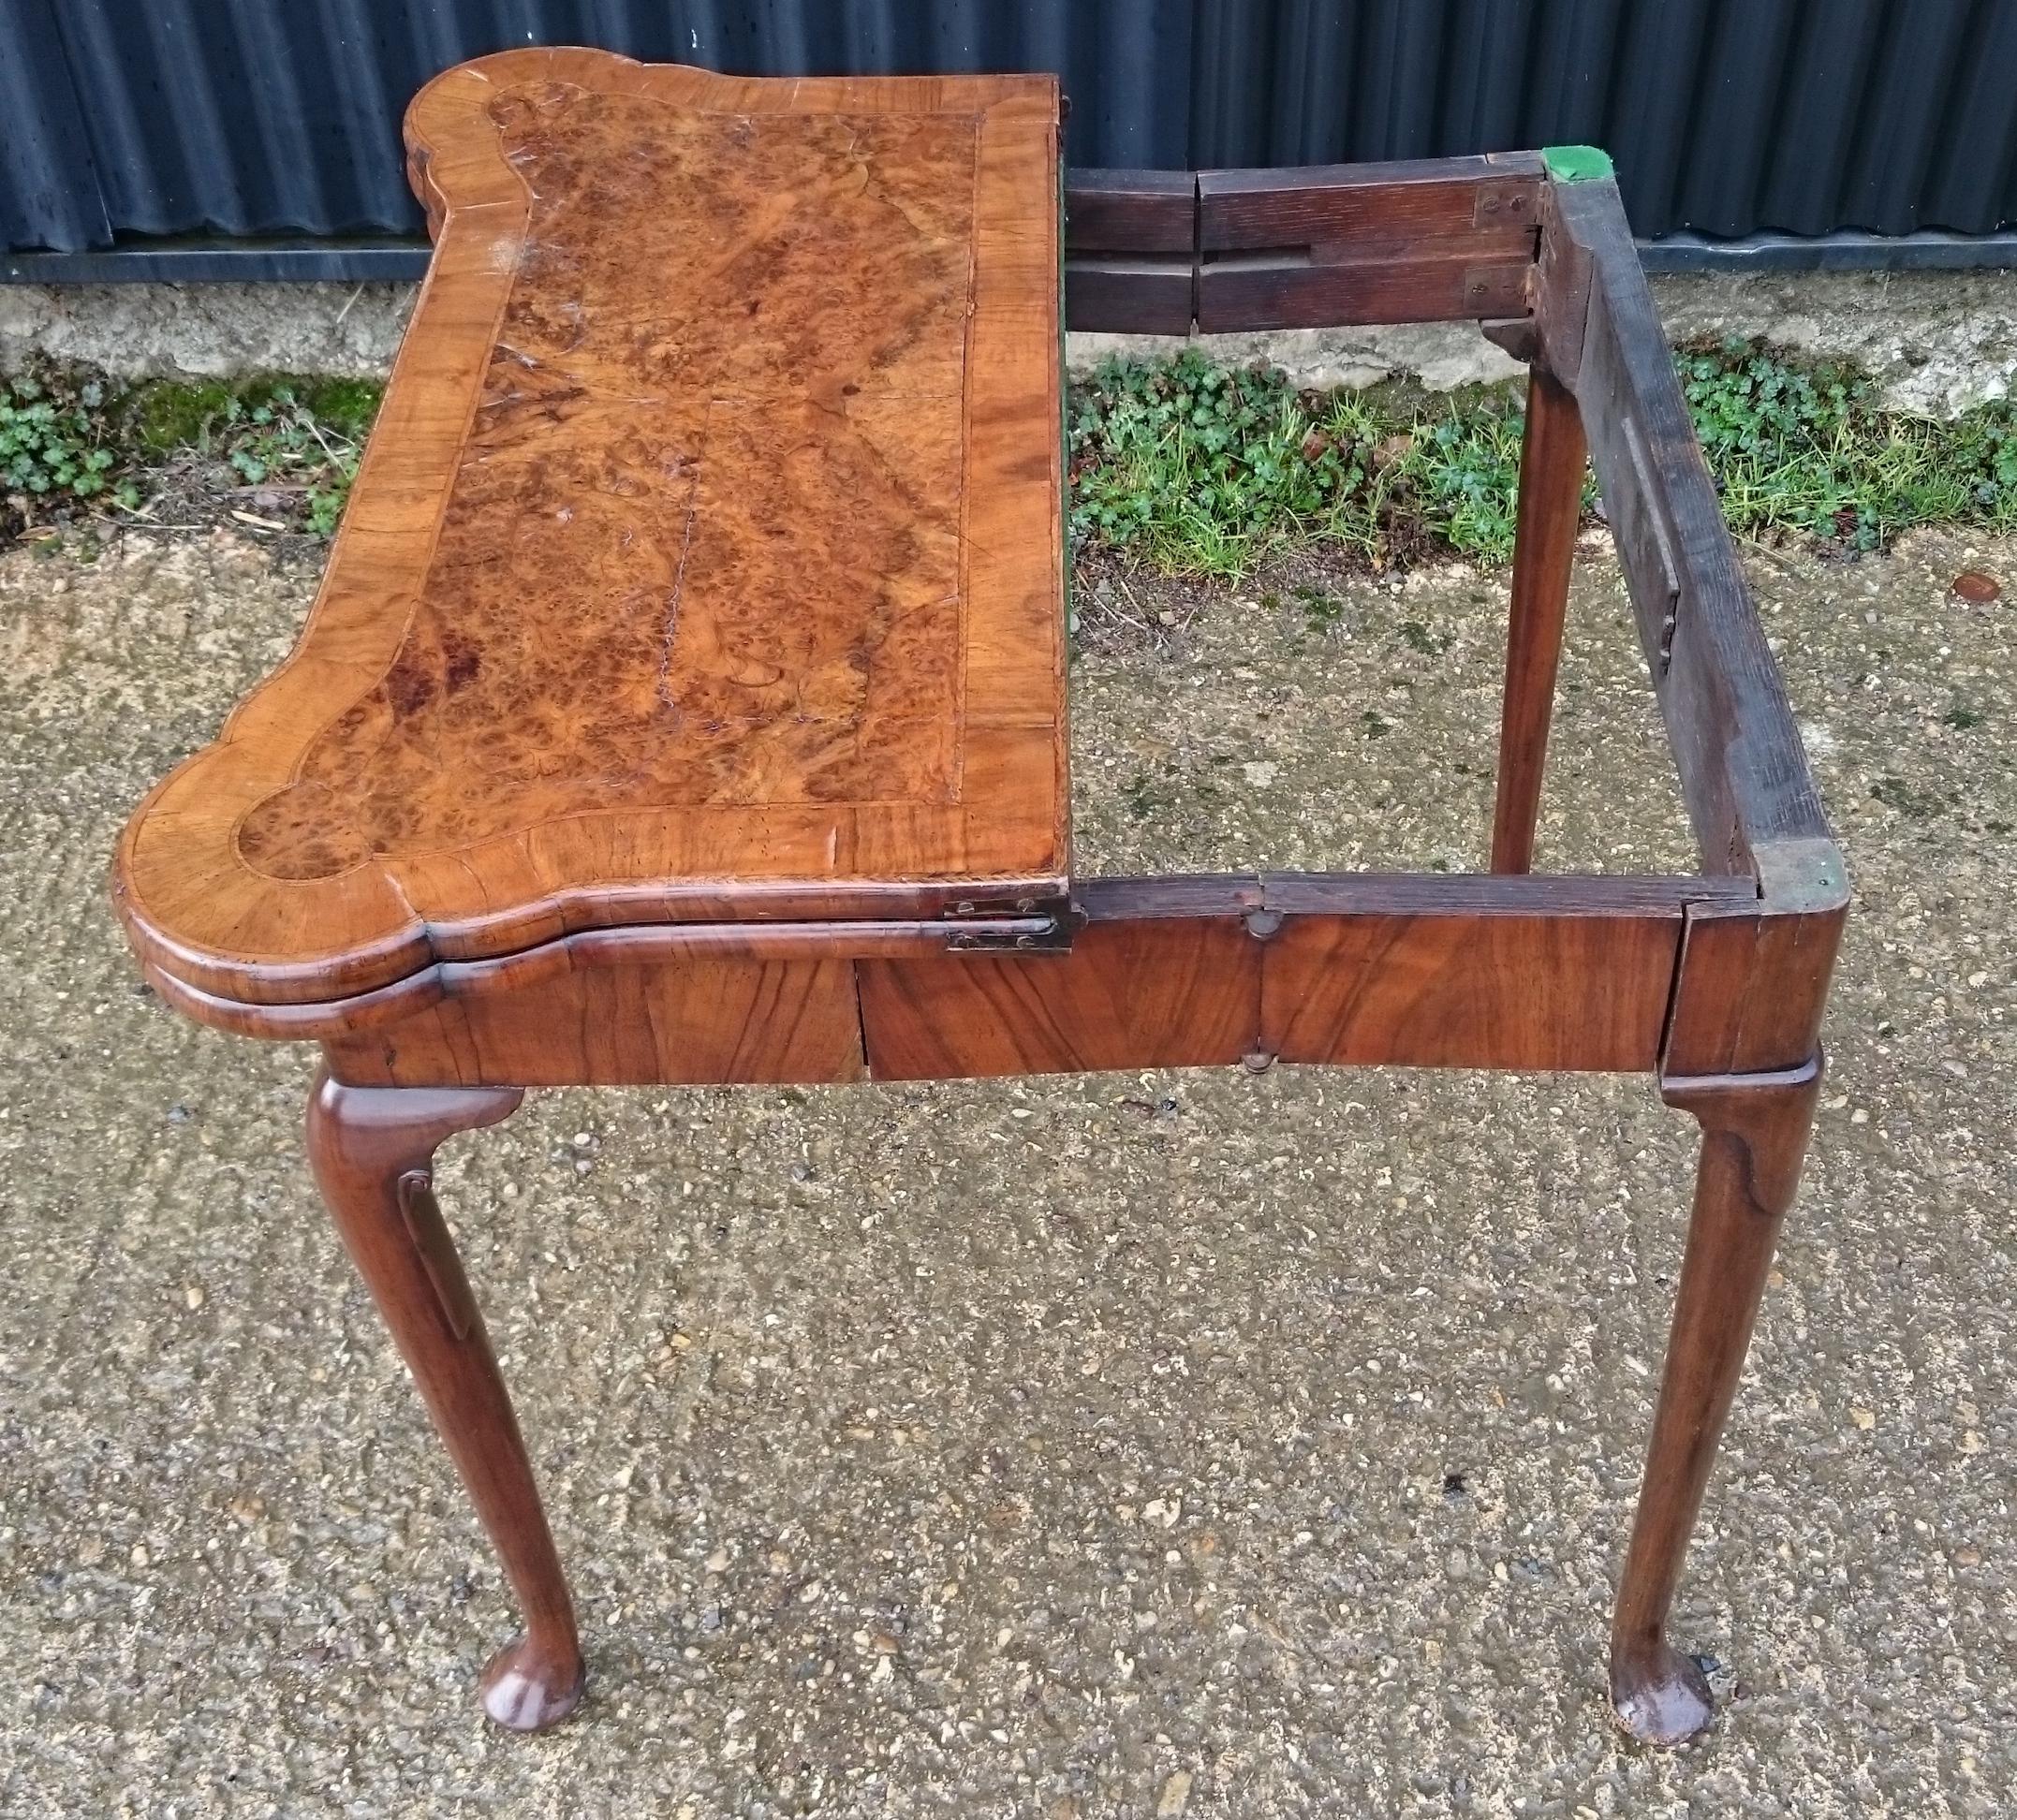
[112,50,1846,1744]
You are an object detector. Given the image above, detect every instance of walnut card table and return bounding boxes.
[112,49,1847,1745]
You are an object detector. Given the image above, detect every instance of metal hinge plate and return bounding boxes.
[942,916,1073,954]
[939,895,1077,952]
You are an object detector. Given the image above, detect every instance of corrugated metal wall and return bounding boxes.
[6,0,2016,258]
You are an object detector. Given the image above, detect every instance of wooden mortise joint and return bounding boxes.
[1063,168,1197,335]
[1530,182,1596,388]
[1662,839,1849,1080]
[1195,158,1543,333]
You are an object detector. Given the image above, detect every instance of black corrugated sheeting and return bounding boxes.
[4,0,2015,261]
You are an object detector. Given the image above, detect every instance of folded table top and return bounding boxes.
[114,49,1067,1008]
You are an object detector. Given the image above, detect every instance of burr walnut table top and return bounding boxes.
[114,49,1067,1008]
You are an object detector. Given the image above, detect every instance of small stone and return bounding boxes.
[1951,570,2001,602]
[129,1545,149,1568]
[704,1545,729,1574]
[1156,1770,1194,1815]
[1850,1407,1877,1431]
[184,1282,205,1310]
[1955,1547,1982,1567]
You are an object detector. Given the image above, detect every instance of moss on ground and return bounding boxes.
[2,363,385,545]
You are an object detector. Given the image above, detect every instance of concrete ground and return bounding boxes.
[0,521,2012,1816]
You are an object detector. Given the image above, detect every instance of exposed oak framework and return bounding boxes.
[111,50,1846,1748]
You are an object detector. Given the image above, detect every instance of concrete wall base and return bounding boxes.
[3,269,2013,415]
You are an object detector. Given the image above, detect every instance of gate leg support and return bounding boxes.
[1609,1053,1823,1743]
[306,1067,585,1730]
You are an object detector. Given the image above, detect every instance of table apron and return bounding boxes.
[308,879,1743,1088]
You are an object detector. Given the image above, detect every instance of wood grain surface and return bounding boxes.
[1534,177,1848,1073]
[856,873,1747,1083]
[114,48,1066,1010]
[859,892,1261,1079]
[1196,155,1541,333]
[1197,155,1546,253]
[325,955,868,1088]
[1062,157,1546,336]
[1546,177,1833,873]
[1063,169,1196,333]
[304,1072,585,1730]
[1489,365,1587,873]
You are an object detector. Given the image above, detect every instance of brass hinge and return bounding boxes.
[942,916,1073,954]
[940,896,1077,952]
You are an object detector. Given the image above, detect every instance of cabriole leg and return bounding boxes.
[1490,363,1586,873]
[1609,1054,1823,1743]
[305,1066,584,1731]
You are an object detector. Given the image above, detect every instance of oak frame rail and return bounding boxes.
[1064,155,1545,335]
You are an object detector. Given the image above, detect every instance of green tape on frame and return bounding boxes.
[1542,145,1615,183]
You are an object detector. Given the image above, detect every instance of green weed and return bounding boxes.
[2,366,381,547]
[0,370,140,535]
[214,385,368,535]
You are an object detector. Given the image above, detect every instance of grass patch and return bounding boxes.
[1071,340,2016,578]
[1679,342,2017,548]
[2,363,382,547]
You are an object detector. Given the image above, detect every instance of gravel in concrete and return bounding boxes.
[1,524,2012,1815]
